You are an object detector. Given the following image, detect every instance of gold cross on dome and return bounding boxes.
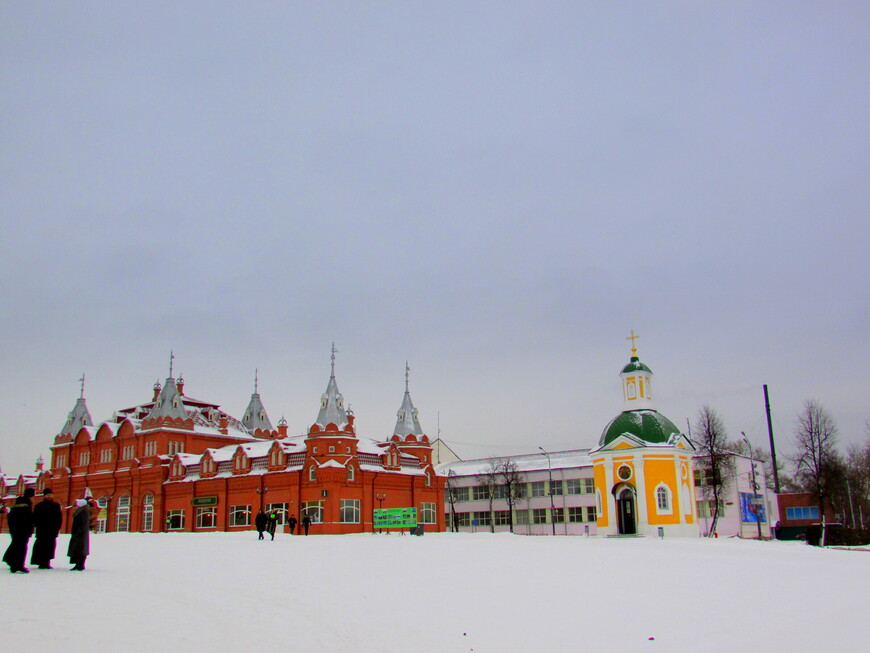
[626,329,640,356]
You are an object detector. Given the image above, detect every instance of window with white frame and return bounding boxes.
[494,510,510,526]
[550,480,563,496]
[100,449,112,463]
[492,485,507,499]
[347,465,355,482]
[532,508,547,524]
[78,451,90,466]
[530,481,546,497]
[582,478,595,494]
[229,505,251,527]
[473,485,490,501]
[585,506,597,522]
[308,465,316,481]
[515,510,529,525]
[655,484,672,514]
[265,503,289,525]
[301,501,323,523]
[166,509,184,530]
[56,454,66,468]
[142,494,154,531]
[552,508,565,523]
[340,499,360,523]
[122,445,135,460]
[144,441,157,456]
[420,502,436,524]
[455,512,470,527]
[95,497,109,533]
[567,479,582,495]
[115,495,130,532]
[475,511,492,526]
[196,507,217,529]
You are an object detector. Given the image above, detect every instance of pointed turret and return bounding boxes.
[314,344,348,429]
[393,362,424,438]
[242,369,274,432]
[146,352,189,422]
[60,374,94,435]
[620,330,654,411]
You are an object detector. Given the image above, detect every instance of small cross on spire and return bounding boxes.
[254,368,259,394]
[169,350,175,378]
[79,373,86,399]
[330,342,338,378]
[405,361,410,392]
[626,329,640,357]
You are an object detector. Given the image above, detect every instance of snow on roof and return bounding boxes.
[437,449,593,477]
[319,459,346,469]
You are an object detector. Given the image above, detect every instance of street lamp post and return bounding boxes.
[375,493,386,534]
[539,447,556,536]
[741,432,763,541]
[255,482,269,512]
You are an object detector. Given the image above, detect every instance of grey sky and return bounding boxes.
[2,2,868,476]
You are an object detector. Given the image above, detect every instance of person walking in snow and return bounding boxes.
[68,499,90,571]
[302,514,311,535]
[288,514,297,535]
[266,510,278,540]
[3,488,35,573]
[31,488,62,569]
[255,510,268,540]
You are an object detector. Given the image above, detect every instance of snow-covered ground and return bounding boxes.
[2,531,866,652]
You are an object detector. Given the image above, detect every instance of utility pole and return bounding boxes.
[763,385,781,493]
[539,447,556,536]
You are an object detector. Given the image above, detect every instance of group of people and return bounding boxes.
[255,510,311,539]
[2,488,93,573]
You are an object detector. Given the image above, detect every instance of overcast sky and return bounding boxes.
[2,2,868,478]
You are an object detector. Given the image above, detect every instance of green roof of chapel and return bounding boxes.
[599,409,681,447]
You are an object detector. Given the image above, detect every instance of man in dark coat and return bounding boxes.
[255,510,267,540]
[287,514,297,535]
[302,514,311,535]
[68,499,90,571]
[3,488,35,573]
[266,510,278,540]
[31,488,63,569]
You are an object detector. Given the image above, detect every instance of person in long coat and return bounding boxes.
[3,488,35,573]
[266,510,278,540]
[302,514,311,535]
[287,514,298,535]
[255,510,267,540]
[31,488,63,569]
[68,499,90,571]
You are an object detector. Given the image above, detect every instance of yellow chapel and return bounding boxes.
[591,333,697,537]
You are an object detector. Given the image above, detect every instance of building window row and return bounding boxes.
[786,506,820,521]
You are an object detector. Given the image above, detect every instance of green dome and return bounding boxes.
[621,356,652,374]
[599,409,681,447]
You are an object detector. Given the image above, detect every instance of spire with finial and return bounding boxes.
[394,362,424,438]
[242,368,273,433]
[315,344,348,429]
[627,329,640,358]
[60,375,93,435]
[169,350,175,378]
[146,353,189,421]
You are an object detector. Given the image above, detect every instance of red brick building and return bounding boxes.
[2,354,445,535]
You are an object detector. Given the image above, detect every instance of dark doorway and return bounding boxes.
[617,487,636,535]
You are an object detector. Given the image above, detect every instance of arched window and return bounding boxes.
[115,494,131,532]
[309,465,316,482]
[655,484,672,514]
[142,493,154,532]
[347,465,355,482]
[426,471,432,487]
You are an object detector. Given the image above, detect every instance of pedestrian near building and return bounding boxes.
[288,514,297,535]
[3,488,35,573]
[266,510,277,540]
[302,514,311,536]
[31,488,62,569]
[68,499,90,571]
[255,510,267,540]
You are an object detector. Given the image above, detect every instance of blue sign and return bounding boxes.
[739,493,767,523]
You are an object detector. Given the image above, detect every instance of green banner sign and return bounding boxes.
[192,496,218,507]
[374,507,417,528]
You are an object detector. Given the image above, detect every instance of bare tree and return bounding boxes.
[476,459,498,533]
[495,458,525,533]
[791,400,839,545]
[692,406,735,537]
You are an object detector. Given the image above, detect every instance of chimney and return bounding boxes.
[176,375,184,396]
[277,417,288,438]
[35,455,45,472]
[219,416,228,435]
[152,380,162,402]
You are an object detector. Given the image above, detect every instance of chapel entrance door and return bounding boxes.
[617,488,637,535]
